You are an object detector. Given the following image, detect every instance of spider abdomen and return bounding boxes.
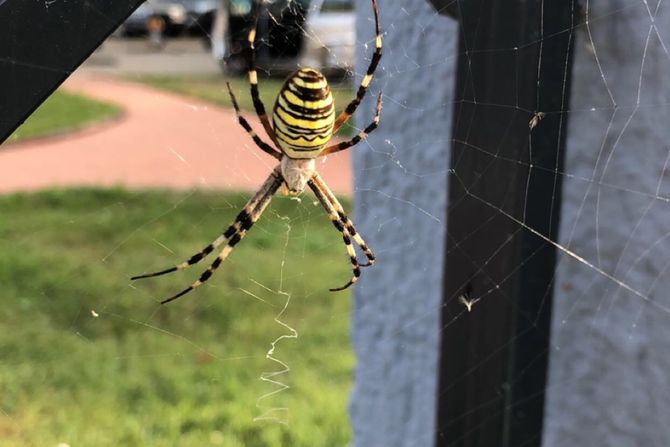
[273,68,335,159]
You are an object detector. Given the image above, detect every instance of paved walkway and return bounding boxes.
[0,73,352,194]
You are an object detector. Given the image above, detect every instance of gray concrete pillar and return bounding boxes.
[349,1,458,445]
[544,1,670,445]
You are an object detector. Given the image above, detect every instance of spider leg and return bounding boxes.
[160,169,283,304]
[308,177,363,292]
[226,82,281,160]
[332,0,382,134]
[133,169,283,304]
[131,167,281,280]
[321,93,382,157]
[310,172,375,267]
[246,2,279,145]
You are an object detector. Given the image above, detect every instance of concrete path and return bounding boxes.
[0,73,352,194]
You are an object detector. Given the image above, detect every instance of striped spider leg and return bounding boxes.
[321,92,382,157]
[131,167,283,304]
[310,172,375,268]
[311,93,382,273]
[332,0,382,134]
[226,81,281,160]
[245,1,279,146]
[308,176,363,291]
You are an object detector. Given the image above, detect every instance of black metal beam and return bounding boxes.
[427,0,459,19]
[0,0,145,143]
[436,1,576,446]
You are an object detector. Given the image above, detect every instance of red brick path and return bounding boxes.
[0,74,352,194]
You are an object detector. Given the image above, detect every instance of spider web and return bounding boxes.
[1,0,670,445]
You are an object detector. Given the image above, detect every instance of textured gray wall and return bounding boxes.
[348,1,457,446]
[544,1,670,445]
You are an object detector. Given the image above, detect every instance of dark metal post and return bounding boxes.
[0,0,145,143]
[426,0,459,19]
[436,1,575,446]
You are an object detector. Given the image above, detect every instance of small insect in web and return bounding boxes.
[529,111,545,130]
[131,0,383,304]
[458,285,480,312]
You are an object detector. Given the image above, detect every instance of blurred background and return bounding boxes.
[5,0,668,446]
[0,0,363,445]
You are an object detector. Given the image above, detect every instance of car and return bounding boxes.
[120,0,218,37]
[299,0,354,74]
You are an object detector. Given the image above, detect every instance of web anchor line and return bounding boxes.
[452,174,670,315]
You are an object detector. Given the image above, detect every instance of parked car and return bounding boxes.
[299,0,354,74]
[120,0,218,37]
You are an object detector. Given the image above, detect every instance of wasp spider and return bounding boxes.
[132,0,382,304]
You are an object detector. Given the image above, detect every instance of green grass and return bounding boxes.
[7,90,121,143]
[129,75,355,136]
[0,189,354,446]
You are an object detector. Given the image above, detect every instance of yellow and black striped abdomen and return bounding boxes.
[273,68,335,159]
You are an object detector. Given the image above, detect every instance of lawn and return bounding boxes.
[129,75,355,135]
[0,189,354,446]
[7,90,121,143]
